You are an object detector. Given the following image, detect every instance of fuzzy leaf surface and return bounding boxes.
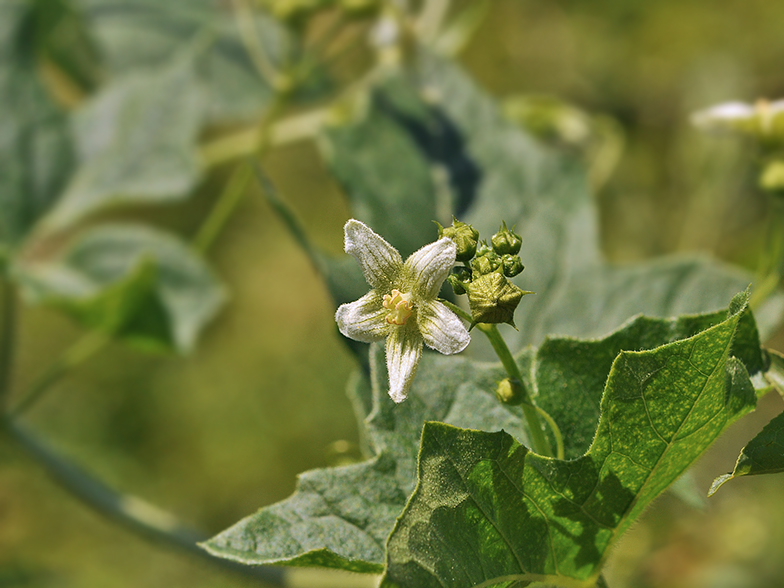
[16,224,225,353]
[45,53,208,228]
[382,294,757,588]
[205,295,764,577]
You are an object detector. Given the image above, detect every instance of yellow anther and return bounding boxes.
[383,289,413,326]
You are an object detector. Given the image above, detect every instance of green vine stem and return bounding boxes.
[4,418,286,585]
[9,330,109,417]
[0,276,16,411]
[440,299,554,457]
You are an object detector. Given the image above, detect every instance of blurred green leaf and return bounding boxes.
[0,0,75,249]
[75,0,286,121]
[205,293,765,576]
[318,52,784,352]
[16,224,226,353]
[381,295,756,588]
[709,408,784,496]
[44,52,208,229]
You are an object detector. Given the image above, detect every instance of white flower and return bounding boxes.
[335,219,471,403]
[692,99,784,136]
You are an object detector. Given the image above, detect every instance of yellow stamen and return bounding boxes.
[383,289,413,326]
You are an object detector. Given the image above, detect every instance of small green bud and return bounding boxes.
[491,221,522,255]
[501,254,524,277]
[466,271,528,327]
[436,218,479,262]
[475,239,493,257]
[471,251,502,275]
[447,266,472,295]
[495,378,525,405]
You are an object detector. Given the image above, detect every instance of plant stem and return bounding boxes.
[438,300,553,456]
[0,276,16,411]
[5,418,286,585]
[478,323,553,456]
[231,0,281,87]
[194,86,289,253]
[10,330,110,417]
[192,162,254,253]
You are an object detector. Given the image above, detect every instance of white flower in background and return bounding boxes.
[691,99,784,137]
[336,219,470,403]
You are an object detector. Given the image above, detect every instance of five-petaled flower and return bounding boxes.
[335,220,470,403]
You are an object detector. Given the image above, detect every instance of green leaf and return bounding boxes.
[317,51,784,348]
[44,52,208,229]
[0,0,75,248]
[205,294,764,577]
[708,408,784,496]
[76,0,286,121]
[202,345,524,571]
[381,295,757,588]
[16,224,225,353]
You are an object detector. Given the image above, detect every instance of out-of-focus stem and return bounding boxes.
[5,418,286,585]
[0,276,16,411]
[10,330,110,417]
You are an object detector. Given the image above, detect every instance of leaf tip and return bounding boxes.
[707,473,733,497]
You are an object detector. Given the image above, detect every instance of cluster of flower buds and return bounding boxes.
[437,218,531,328]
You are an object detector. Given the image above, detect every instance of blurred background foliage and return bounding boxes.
[2,0,784,587]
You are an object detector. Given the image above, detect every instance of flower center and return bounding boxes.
[383,289,413,326]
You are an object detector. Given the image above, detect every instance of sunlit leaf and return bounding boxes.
[205,293,764,576]
[381,294,757,588]
[16,224,226,353]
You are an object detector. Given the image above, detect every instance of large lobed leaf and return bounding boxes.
[16,224,226,353]
[205,294,766,579]
[381,293,758,588]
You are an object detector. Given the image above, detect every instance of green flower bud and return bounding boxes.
[471,250,502,275]
[466,271,529,327]
[475,239,493,257]
[436,218,479,262]
[447,266,472,296]
[495,378,525,406]
[501,254,524,277]
[491,221,522,255]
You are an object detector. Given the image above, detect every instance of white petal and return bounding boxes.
[336,291,388,343]
[344,219,403,290]
[417,300,470,355]
[386,328,423,403]
[402,238,456,299]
